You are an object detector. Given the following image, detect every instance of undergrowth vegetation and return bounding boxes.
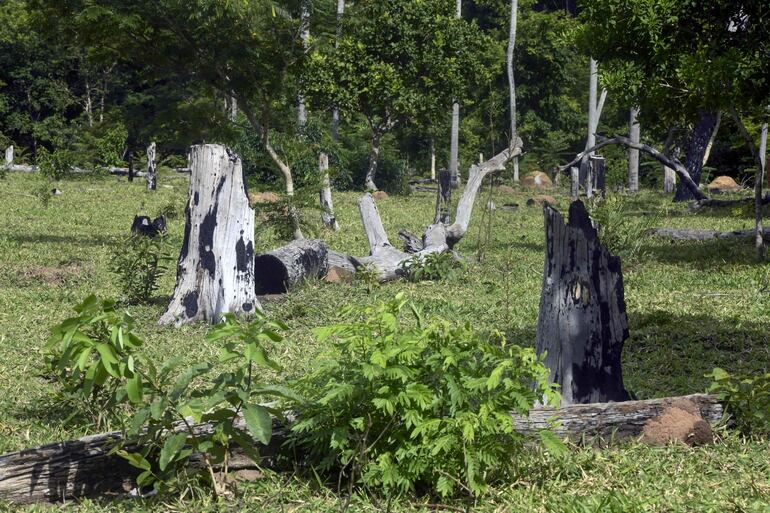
[0,171,769,511]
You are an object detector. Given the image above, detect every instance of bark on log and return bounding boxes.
[159,144,259,326]
[536,201,630,405]
[254,239,329,294]
[0,394,722,504]
[651,227,770,241]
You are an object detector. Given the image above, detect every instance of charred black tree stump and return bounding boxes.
[536,201,630,405]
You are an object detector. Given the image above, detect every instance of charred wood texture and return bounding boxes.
[130,215,166,237]
[536,201,630,405]
[159,144,259,326]
[254,239,329,294]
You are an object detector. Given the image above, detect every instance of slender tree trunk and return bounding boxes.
[507,0,519,183]
[430,138,436,180]
[84,79,94,128]
[146,142,157,191]
[297,1,310,130]
[127,152,134,182]
[586,58,598,154]
[365,129,382,191]
[319,152,339,230]
[159,145,259,326]
[628,107,640,193]
[702,111,721,167]
[331,0,345,140]
[673,110,720,202]
[4,146,12,168]
[449,0,462,187]
[662,127,677,193]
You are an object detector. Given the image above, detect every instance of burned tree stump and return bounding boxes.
[536,201,630,405]
[130,215,166,237]
[434,169,452,223]
[254,239,329,294]
[159,144,259,326]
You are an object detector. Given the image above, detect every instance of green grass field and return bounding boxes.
[0,170,769,512]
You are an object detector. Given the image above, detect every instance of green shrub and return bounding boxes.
[289,293,562,500]
[707,368,770,436]
[46,296,295,496]
[44,294,144,427]
[398,251,461,282]
[586,195,660,262]
[37,146,75,180]
[108,233,172,304]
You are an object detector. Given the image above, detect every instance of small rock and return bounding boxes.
[51,188,62,195]
[642,399,714,446]
[526,195,558,208]
[707,176,741,194]
[232,469,263,482]
[249,191,281,205]
[521,171,553,191]
[372,190,389,200]
[498,185,516,195]
[325,266,355,284]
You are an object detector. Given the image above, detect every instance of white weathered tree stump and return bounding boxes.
[536,201,630,405]
[159,144,259,326]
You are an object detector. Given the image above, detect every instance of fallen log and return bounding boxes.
[690,193,770,210]
[254,239,329,294]
[0,394,723,504]
[651,227,770,241]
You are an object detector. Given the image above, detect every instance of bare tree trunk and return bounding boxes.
[702,111,721,167]
[730,107,767,261]
[449,0,462,187]
[4,146,12,168]
[331,0,345,140]
[674,110,720,201]
[146,142,156,191]
[507,0,519,183]
[365,129,382,191]
[84,79,94,128]
[297,0,310,130]
[628,107,640,193]
[580,58,607,194]
[127,152,134,182]
[430,138,436,180]
[570,166,579,199]
[319,152,339,230]
[159,145,259,326]
[537,201,630,405]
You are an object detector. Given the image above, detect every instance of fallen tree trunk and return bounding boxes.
[159,144,259,326]
[254,239,329,294]
[689,193,770,210]
[651,227,770,241]
[0,394,722,504]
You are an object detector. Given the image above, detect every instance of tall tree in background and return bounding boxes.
[448,0,462,187]
[40,0,305,197]
[306,0,492,191]
[580,0,770,257]
[506,0,519,182]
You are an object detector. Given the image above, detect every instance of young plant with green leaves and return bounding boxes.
[46,296,295,497]
[108,233,172,304]
[290,292,562,500]
[708,368,770,437]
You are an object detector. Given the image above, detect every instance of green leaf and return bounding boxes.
[159,433,188,471]
[243,403,272,445]
[116,450,151,471]
[539,429,568,458]
[95,343,120,377]
[126,372,143,403]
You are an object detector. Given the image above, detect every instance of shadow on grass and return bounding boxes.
[0,232,116,247]
[644,237,759,268]
[624,310,770,399]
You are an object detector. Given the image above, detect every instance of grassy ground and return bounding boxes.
[0,170,769,512]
